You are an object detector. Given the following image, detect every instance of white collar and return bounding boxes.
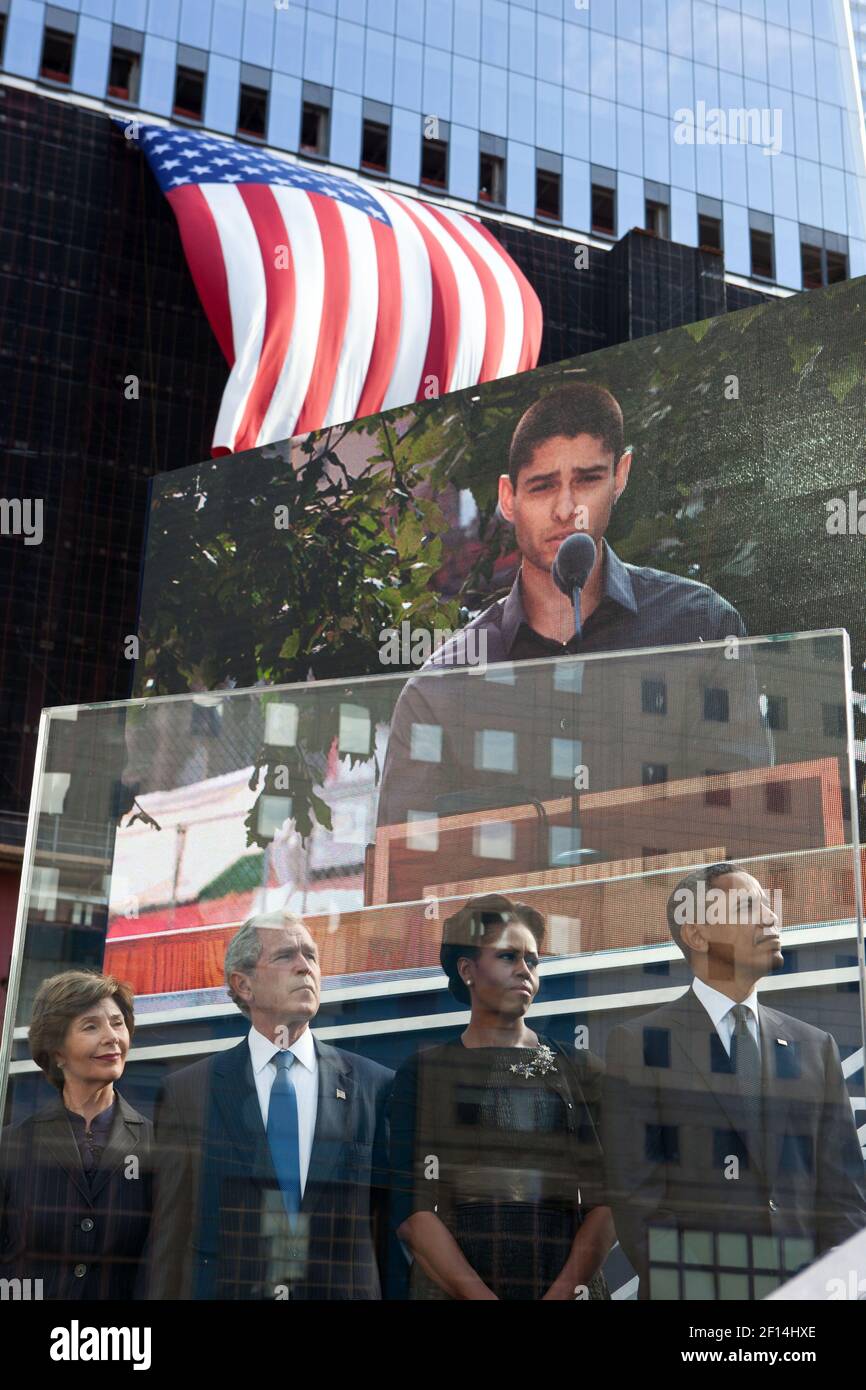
[692,976,760,1031]
[248,1023,317,1075]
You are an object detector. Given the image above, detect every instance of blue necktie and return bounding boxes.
[267,1050,302,1226]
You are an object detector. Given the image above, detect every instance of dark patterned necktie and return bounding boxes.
[731,1004,764,1171]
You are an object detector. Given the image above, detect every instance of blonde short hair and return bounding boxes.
[29,970,135,1092]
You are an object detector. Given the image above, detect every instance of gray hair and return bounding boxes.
[224,910,307,1017]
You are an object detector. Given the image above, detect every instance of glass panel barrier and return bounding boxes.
[0,631,864,1301]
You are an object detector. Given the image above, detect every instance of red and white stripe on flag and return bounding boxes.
[132,122,543,456]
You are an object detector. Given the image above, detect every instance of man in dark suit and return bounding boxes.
[603,862,866,1300]
[148,910,393,1300]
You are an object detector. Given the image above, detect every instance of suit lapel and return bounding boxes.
[668,987,770,1177]
[301,1040,354,1215]
[33,1096,92,1205]
[758,1004,798,1180]
[211,1038,279,1184]
[88,1092,145,1201]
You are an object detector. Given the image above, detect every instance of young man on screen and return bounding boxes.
[376,382,761,832]
[492,382,744,659]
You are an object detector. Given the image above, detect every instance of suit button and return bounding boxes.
[73,1264,87,1278]
[80,1218,94,1232]
[768,1199,778,1213]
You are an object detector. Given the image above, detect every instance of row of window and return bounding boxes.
[195,689,846,744]
[22,19,851,286]
[402,771,829,859]
[640,679,846,738]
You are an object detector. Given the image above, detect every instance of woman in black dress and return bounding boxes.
[390,894,614,1300]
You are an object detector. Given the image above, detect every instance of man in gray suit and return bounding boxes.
[603,862,866,1299]
[148,910,393,1300]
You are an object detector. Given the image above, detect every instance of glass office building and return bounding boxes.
[848,0,866,112]
[1,0,866,292]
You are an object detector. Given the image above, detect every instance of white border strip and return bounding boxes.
[10,916,860,1040]
[8,967,860,1072]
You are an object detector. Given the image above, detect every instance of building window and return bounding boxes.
[750,228,774,280]
[822,702,846,739]
[641,678,667,716]
[591,183,616,236]
[704,770,732,808]
[703,687,730,723]
[765,780,792,815]
[108,47,140,103]
[842,784,852,823]
[766,695,788,732]
[698,213,722,252]
[361,119,389,174]
[536,168,561,221]
[834,952,859,994]
[645,199,669,239]
[801,224,850,289]
[301,102,330,158]
[174,65,205,121]
[40,27,74,84]
[479,151,505,205]
[238,84,268,139]
[642,763,668,786]
[801,241,823,289]
[421,135,448,188]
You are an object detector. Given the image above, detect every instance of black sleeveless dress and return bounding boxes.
[390,1035,610,1300]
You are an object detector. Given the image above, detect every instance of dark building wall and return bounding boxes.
[0,85,776,831]
[0,85,224,828]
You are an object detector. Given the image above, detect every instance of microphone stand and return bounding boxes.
[571,584,583,642]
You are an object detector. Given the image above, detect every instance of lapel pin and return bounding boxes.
[776,1038,788,1046]
[336,1088,346,1100]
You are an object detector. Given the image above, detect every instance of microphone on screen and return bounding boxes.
[551,533,597,641]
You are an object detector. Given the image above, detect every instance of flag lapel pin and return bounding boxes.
[336,1088,347,1100]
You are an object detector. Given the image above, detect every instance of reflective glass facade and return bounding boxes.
[2,0,866,289]
[848,0,866,121]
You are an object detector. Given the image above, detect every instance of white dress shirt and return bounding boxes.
[692,977,761,1059]
[248,1025,319,1194]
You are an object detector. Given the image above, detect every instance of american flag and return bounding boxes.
[129,122,543,456]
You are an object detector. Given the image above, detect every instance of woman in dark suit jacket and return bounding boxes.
[0,969,153,1300]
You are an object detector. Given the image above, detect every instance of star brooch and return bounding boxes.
[509,1044,558,1079]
